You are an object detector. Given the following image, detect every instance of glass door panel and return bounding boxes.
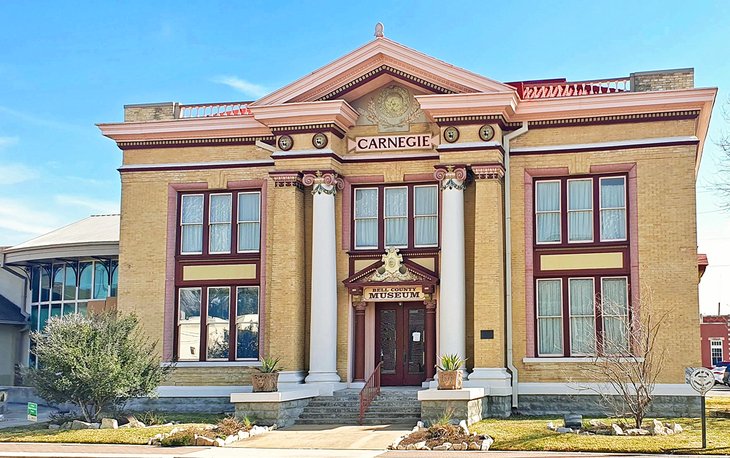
[378,308,397,375]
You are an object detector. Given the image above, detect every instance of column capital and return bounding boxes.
[269,171,303,190]
[471,164,505,181]
[302,170,344,195]
[424,300,437,311]
[352,301,367,313]
[434,165,467,191]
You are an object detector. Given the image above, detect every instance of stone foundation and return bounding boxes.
[517,394,701,417]
[124,396,234,414]
[233,398,311,427]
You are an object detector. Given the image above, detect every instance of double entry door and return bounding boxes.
[375,302,426,386]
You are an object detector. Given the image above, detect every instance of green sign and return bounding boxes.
[27,402,37,422]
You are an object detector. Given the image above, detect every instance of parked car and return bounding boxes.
[711,362,730,385]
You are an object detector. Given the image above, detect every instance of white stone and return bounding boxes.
[556,427,573,433]
[305,182,341,384]
[225,435,237,445]
[415,441,428,450]
[547,421,556,430]
[468,442,480,450]
[481,436,494,451]
[71,420,92,430]
[390,436,404,449]
[416,421,424,429]
[48,424,60,430]
[214,438,226,447]
[673,423,683,433]
[611,424,624,436]
[625,428,650,436]
[406,443,417,450]
[100,418,118,429]
[89,423,100,429]
[459,419,469,435]
[238,430,250,440]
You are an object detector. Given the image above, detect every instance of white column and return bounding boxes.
[303,171,342,384]
[435,166,467,362]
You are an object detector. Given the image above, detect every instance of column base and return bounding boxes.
[277,370,306,389]
[465,367,512,396]
[304,371,344,396]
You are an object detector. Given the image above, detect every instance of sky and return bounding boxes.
[1,1,729,314]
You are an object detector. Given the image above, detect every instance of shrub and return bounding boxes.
[25,312,174,422]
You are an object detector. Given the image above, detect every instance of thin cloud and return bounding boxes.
[0,163,39,185]
[0,198,59,239]
[0,136,19,149]
[211,76,268,99]
[54,195,119,214]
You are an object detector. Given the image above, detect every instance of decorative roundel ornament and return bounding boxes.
[443,126,460,143]
[277,135,293,151]
[478,124,496,142]
[312,132,328,149]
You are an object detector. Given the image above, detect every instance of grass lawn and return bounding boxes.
[471,397,730,455]
[0,413,227,445]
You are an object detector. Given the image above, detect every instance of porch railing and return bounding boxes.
[178,102,251,118]
[513,77,631,99]
[359,362,382,425]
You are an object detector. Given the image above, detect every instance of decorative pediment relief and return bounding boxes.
[352,85,426,132]
[343,248,439,295]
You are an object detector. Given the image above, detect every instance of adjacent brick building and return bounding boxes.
[98,31,716,415]
[701,315,729,367]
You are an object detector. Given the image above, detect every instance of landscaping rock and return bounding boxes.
[556,427,573,433]
[458,419,469,435]
[564,413,582,429]
[406,443,417,450]
[652,419,665,436]
[468,442,480,450]
[612,424,625,436]
[664,427,674,435]
[48,424,60,430]
[673,423,683,433]
[415,441,428,450]
[71,420,92,430]
[589,419,603,427]
[416,421,424,429]
[90,423,100,429]
[452,443,464,450]
[100,418,118,429]
[60,422,71,430]
[214,438,225,447]
[433,442,451,450]
[194,436,215,447]
[237,430,249,440]
[546,421,556,430]
[224,435,237,445]
[481,436,494,451]
[390,436,403,450]
[125,416,145,428]
[625,428,650,436]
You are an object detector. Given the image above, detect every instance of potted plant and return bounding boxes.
[251,356,281,392]
[436,354,465,390]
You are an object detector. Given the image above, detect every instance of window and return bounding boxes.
[354,188,378,249]
[600,177,627,241]
[178,288,201,361]
[414,185,438,247]
[537,279,563,356]
[175,284,260,361]
[535,181,561,244]
[601,277,629,354]
[238,192,261,252]
[93,262,109,299]
[384,187,408,247]
[711,339,724,366]
[181,194,204,254]
[568,179,593,242]
[353,183,439,250]
[569,278,595,355]
[209,194,232,254]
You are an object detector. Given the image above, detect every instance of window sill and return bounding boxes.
[163,361,262,368]
[523,357,645,364]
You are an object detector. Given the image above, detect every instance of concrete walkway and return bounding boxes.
[231,423,411,450]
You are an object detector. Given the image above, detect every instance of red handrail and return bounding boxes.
[359,362,382,425]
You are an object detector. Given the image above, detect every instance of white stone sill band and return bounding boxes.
[161,361,262,368]
[523,357,645,363]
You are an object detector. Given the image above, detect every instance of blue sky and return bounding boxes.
[1,1,729,313]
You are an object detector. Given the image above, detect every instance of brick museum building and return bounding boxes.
[98,31,716,416]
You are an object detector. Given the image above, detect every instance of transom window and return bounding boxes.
[536,276,630,357]
[353,183,438,250]
[177,285,260,361]
[535,175,627,245]
[179,191,261,255]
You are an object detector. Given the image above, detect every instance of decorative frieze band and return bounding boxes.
[269,172,303,189]
[472,164,505,180]
[434,165,467,191]
[302,170,345,195]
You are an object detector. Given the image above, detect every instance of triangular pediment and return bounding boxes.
[343,248,439,290]
[252,37,515,107]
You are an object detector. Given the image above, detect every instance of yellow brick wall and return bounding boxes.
[123,144,269,165]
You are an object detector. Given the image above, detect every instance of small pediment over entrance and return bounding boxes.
[344,248,438,297]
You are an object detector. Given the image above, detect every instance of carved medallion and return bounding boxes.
[369,247,418,282]
[358,85,423,132]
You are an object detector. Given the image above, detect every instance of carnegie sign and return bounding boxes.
[348,134,439,153]
[362,285,425,302]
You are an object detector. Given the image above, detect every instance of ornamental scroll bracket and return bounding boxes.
[302,170,345,195]
[471,164,505,180]
[434,165,467,190]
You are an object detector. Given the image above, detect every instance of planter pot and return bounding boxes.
[437,370,463,390]
[251,372,279,392]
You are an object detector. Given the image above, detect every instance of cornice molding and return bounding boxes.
[117,136,273,150]
[249,100,359,133]
[97,116,271,142]
[472,164,505,180]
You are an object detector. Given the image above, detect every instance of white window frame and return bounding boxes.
[384,186,409,249]
[354,187,379,250]
[413,184,439,248]
[567,178,594,244]
[568,277,596,356]
[206,286,231,361]
[600,276,630,354]
[599,176,627,242]
[711,339,724,365]
[208,193,232,255]
[535,180,562,245]
[180,194,204,255]
[235,285,260,361]
[177,287,202,362]
[236,191,261,254]
[536,278,564,357]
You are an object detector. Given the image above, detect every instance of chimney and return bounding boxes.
[630,68,694,92]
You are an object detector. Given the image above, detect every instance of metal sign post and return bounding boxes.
[686,367,714,449]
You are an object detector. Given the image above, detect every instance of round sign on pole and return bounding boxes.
[689,368,715,395]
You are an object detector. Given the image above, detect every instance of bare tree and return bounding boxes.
[713,96,730,211]
[578,288,670,429]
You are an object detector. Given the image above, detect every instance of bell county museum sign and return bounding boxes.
[362,285,425,301]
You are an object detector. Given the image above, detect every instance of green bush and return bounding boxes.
[26,312,174,422]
